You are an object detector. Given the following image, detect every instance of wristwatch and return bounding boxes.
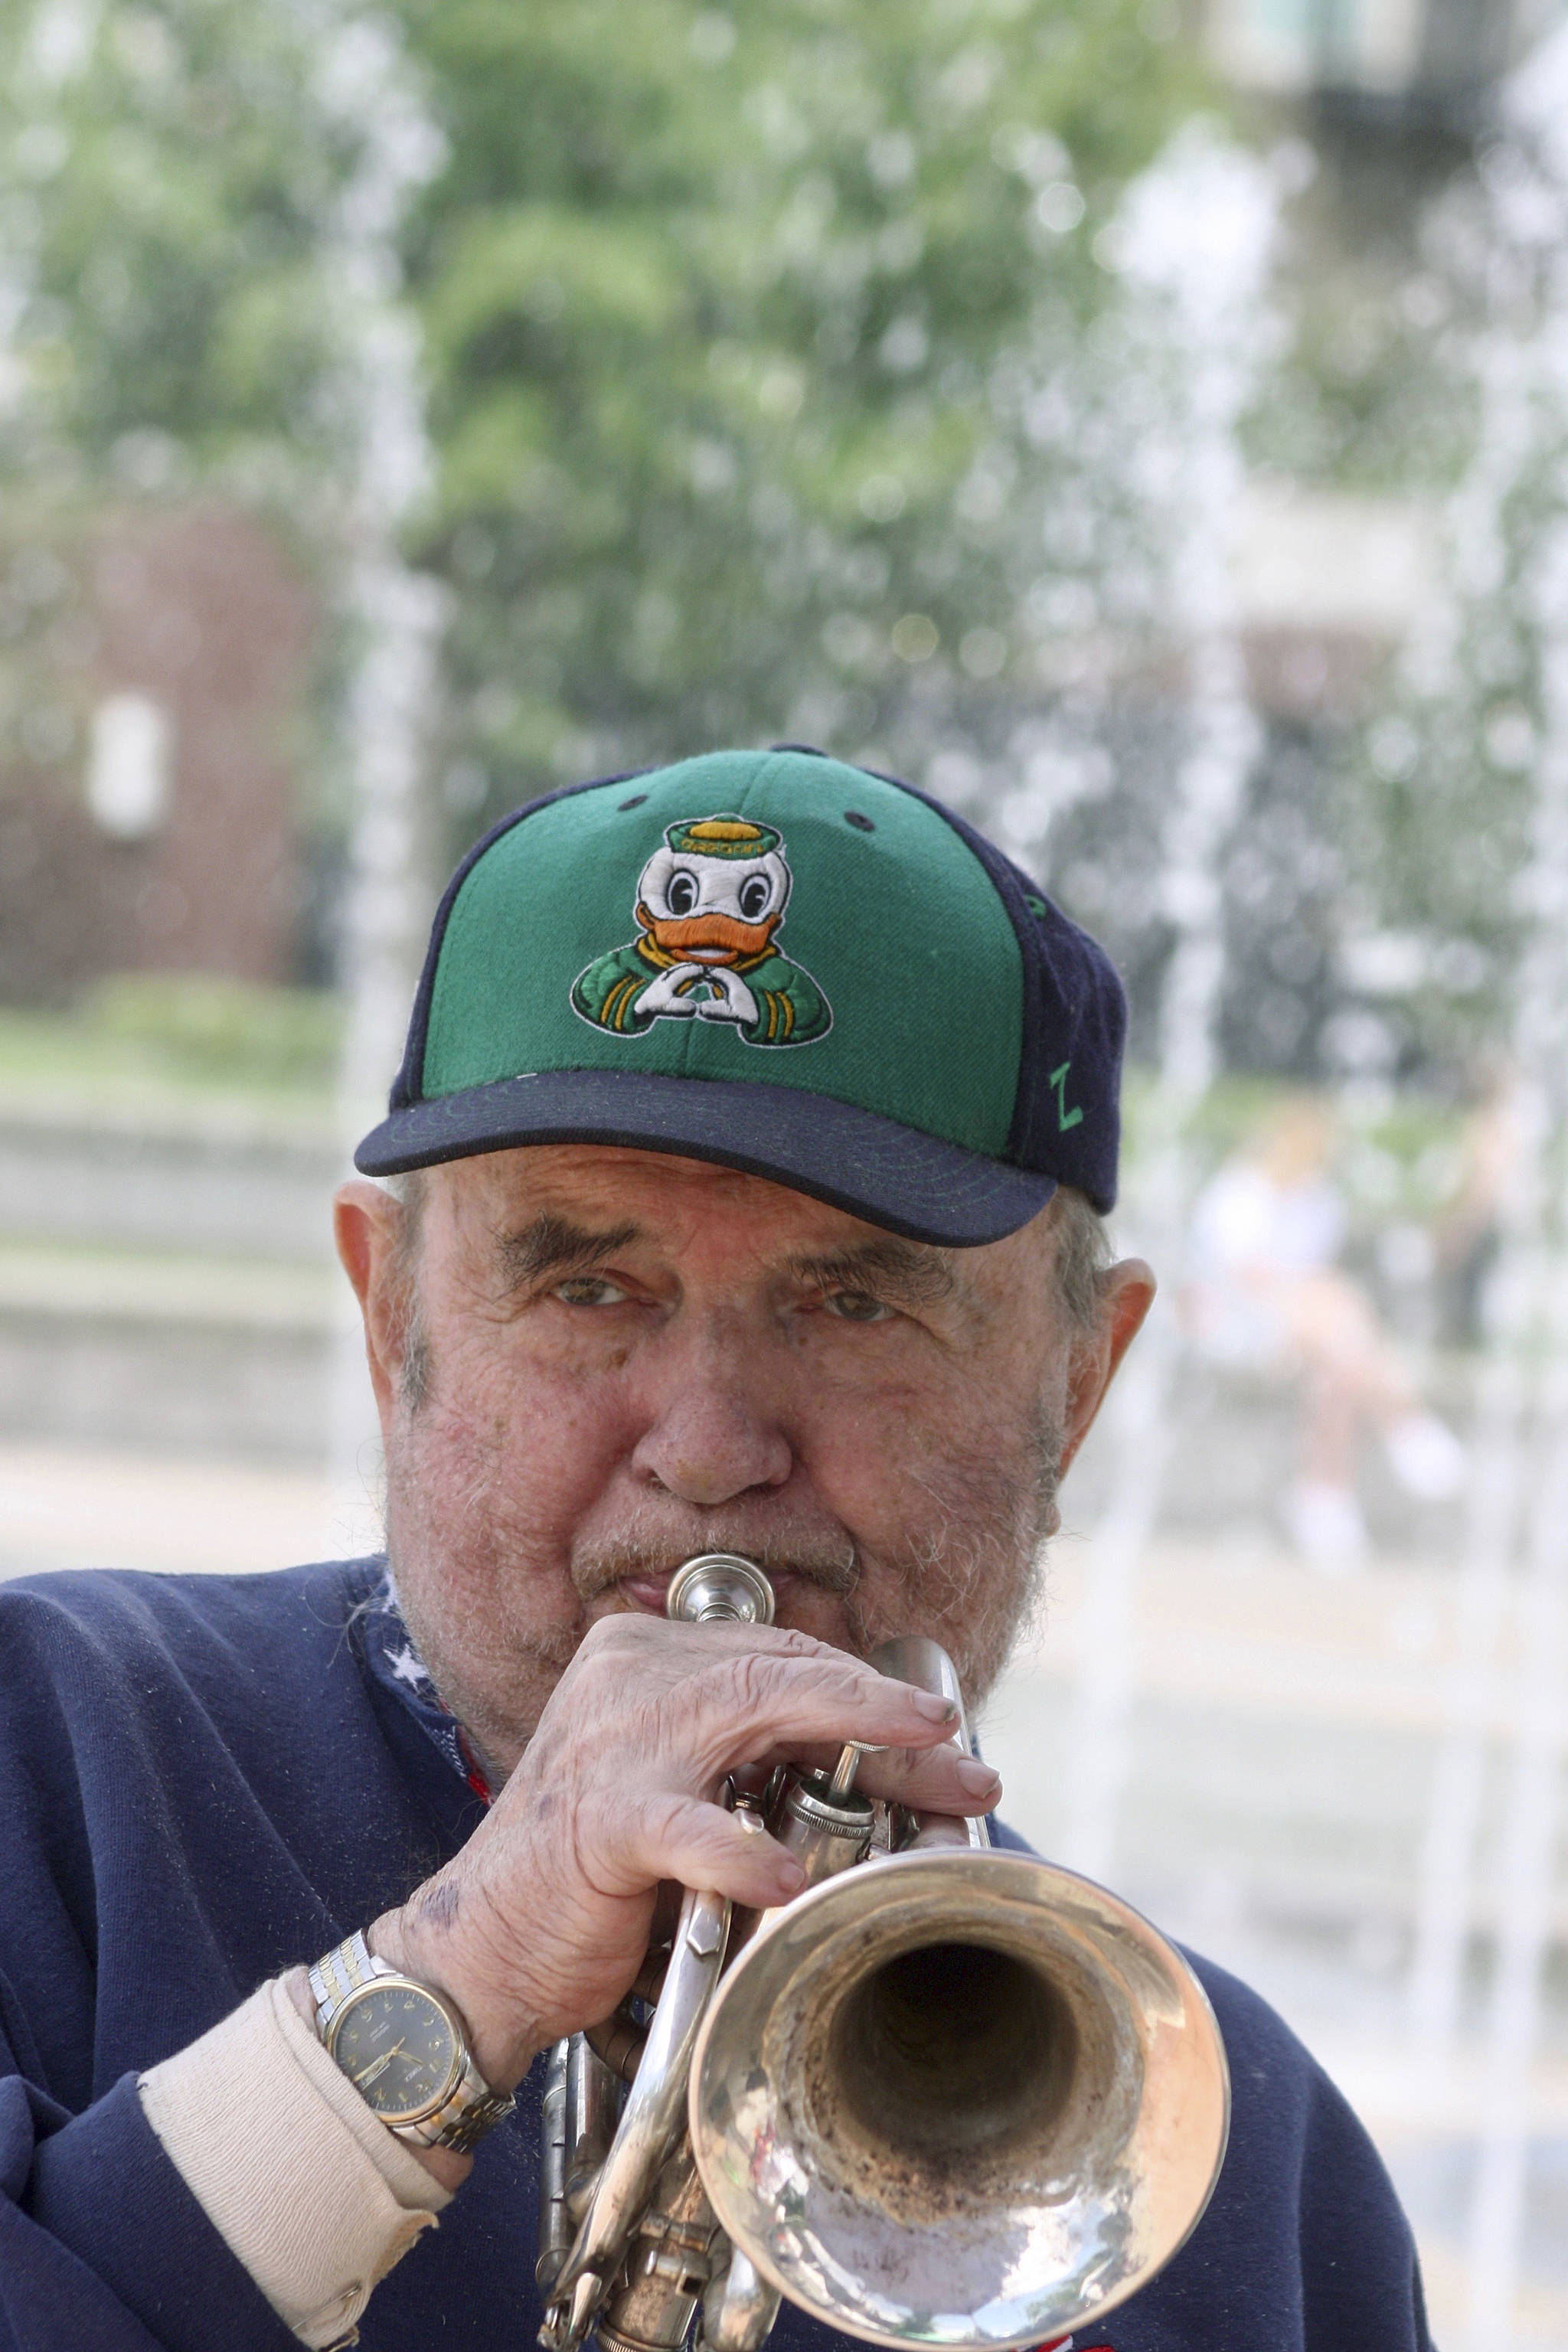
[309,1931,515,2152]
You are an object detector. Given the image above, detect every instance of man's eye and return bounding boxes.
[822,1290,893,1324]
[554,1276,629,1307]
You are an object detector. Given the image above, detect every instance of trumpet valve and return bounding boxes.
[772,1771,874,1888]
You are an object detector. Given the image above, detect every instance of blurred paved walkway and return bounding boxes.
[0,1438,376,1582]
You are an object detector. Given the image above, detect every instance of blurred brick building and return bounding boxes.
[0,504,315,1003]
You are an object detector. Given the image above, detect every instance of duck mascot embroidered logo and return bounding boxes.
[571,814,832,1047]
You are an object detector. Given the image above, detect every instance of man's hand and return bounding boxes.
[369,1617,999,2099]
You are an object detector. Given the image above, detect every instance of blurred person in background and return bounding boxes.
[1184,1096,1465,1569]
[0,754,1430,2350]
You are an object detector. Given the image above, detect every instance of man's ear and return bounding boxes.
[1058,1257,1155,1481]
[334,1179,415,1421]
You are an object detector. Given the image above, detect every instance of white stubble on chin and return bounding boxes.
[875,1400,1062,1706]
[381,1397,587,1769]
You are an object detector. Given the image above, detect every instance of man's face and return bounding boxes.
[336,1147,1148,1778]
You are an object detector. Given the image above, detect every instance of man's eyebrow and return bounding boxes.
[496,1214,642,1292]
[785,1236,959,1307]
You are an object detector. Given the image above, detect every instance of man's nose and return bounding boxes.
[629,1321,792,1505]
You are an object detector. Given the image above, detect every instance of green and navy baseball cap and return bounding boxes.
[356,747,1125,1245]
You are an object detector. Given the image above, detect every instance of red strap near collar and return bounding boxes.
[457,1726,493,1805]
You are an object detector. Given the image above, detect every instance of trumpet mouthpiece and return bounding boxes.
[665,1556,777,1625]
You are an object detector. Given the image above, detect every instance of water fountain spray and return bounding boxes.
[314,9,447,1546]
[1398,27,1568,2344]
[1044,126,1279,1880]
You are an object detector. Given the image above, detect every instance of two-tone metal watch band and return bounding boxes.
[309,1931,515,2153]
[308,1928,384,2024]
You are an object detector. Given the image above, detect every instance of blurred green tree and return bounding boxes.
[393,0,1201,828]
[0,0,1202,871]
[0,1,364,505]
[0,0,381,869]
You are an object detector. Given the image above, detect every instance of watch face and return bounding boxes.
[330,1982,461,2123]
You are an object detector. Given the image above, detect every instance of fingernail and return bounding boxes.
[955,1756,1001,1797]
[911,1691,960,1723]
[776,1859,808,1896]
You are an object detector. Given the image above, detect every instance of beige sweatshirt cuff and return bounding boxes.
[138,1972,452,2349]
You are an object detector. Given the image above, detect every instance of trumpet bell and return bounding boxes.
[688,1850,1230,2350]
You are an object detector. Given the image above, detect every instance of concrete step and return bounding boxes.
[0,1098,347,1459]
[0,1238,340,1461]
[0,1104,341,1261]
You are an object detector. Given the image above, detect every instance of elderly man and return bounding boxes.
[0,749,1427,2352]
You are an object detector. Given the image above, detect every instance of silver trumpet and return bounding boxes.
[537,1554,1230,2352]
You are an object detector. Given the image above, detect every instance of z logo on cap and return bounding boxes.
[572,815,833,1047]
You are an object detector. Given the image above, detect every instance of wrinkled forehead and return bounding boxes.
[403,1143,1060,1321]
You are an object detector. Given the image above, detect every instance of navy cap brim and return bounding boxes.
[354,1070,1056,1248]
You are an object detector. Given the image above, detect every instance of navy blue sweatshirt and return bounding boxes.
[0,1560,1431,2352]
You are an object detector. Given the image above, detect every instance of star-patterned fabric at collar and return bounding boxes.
[358,1569,495,1804]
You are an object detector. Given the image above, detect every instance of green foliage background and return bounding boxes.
[392,0,1197,825]
[0,2,363,501]
[0,0,1200,851]
[4,0,1537,1095]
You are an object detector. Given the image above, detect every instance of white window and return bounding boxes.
[86,693,173,841]
[1205,0,1427,92]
